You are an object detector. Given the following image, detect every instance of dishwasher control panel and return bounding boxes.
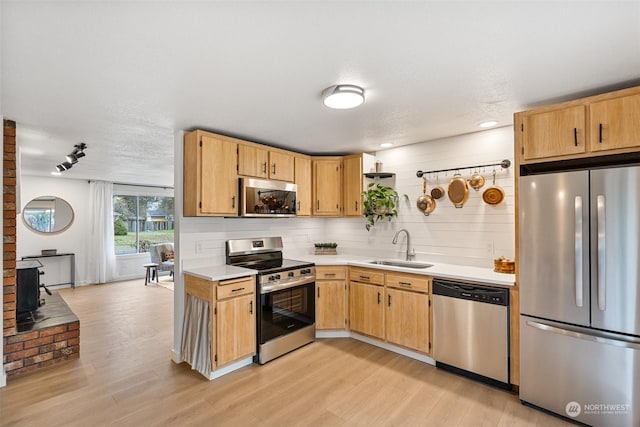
[433,280,509,306]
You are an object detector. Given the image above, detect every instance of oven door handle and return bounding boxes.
[260,276,315,294]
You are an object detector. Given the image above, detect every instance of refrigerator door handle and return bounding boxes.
[597,195,606,311]
[574,196,584,307]
[526,319,640,350]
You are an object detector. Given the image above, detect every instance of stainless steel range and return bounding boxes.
[226,237,315,364]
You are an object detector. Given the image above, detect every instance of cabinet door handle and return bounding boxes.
[360,275,370,280]
[388,294,391,307]
[317,288,320,298]
[317,200,320,210]
[355,201,358,212]
[324,273,336,277]
[263,162,267,174]
[232,196,236,208]
[298,201,301,211]
[249,301,253,314]
[574,128,578,146]
[599,123,603,143]
[399,281,412,287]
[231,287,245,292]
[272,164,276,175]
[377,292,381,304]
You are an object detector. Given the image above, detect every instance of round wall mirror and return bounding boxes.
[22,196,74,234]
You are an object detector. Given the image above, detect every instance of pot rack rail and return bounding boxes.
[416,159,511,178]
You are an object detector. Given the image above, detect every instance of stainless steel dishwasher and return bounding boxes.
[432,279,510,388]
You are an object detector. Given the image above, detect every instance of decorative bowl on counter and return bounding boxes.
[493,256,515,274]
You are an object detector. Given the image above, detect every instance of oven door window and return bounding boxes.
[259,282,315,344]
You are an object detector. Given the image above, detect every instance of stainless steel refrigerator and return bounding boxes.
[519,165,640,427]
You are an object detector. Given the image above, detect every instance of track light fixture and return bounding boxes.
[54,143,88,174]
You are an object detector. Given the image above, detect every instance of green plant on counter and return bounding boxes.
[362,182,401,231]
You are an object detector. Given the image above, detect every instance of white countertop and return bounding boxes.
[183,265,258,282]
[285,254,515,287]
[184,255,515,287]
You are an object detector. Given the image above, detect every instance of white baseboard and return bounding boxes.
[316,330,435,366]
[171,349,183,364]
[316,330,350,338]
[205,357,253,381]
[0,370,6,388]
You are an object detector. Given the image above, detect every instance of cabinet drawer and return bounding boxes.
[386,273,430,293]
[349,267,384,285]
[316,266,347,280]
[217,276,255,299]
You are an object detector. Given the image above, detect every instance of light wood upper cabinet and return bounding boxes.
[516,86,640,164]
[269,151,295,182]
[312,157,342,216]
[521,105,586,161]
[294,156,311,216]
[385,287,430,354]
[343,154,363,217]
[238,144,295,182]
[589,92,640,152]
[184,130,238,217]
[238,144,268,178]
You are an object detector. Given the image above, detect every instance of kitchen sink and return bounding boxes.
[368,260,434,269]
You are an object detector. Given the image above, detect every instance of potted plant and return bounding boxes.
[362,182,400,231]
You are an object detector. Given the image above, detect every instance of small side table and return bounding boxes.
[143,263,159,286]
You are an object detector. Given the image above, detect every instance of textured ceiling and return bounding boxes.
[2,1,640,187]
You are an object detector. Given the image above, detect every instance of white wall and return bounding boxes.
[17,175,93,285]
[325,126,515,268]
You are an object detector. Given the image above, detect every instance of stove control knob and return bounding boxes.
[288,272,295,278]
[274,274,281,280]
[301,268,311,275]
[269,276,276,281]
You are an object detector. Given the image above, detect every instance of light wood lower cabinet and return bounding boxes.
[216,292,255,366]
[349,281,384,339]
[184,274,256,371]
[385,287,430,354]
[347,268,432,355]
[316,266,347,330]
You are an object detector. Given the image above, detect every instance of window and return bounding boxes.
[113,195,174,255]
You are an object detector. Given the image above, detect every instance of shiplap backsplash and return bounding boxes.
[325,126,515,268]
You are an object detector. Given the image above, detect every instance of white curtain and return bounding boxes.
[87,181,116,284]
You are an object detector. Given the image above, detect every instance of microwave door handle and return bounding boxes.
[597,195,606,311]
[574,196,583,307]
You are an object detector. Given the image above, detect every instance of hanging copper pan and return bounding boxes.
[430,174,445,199]
[468,170,485,191]
[482,170,505,206]
[417,178,436,215]
[448,172,469,208]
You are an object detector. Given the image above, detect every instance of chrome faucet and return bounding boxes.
[392,229,415,261]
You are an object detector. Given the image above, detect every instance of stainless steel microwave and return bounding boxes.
[239,178,297,217]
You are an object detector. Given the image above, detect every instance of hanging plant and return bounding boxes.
[362,182,400,231]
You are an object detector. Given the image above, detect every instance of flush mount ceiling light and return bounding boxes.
[479,120,498,128]
[380,143,393,148]
[322,84,365,109]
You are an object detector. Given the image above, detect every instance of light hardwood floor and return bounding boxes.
[0,279,571,427]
